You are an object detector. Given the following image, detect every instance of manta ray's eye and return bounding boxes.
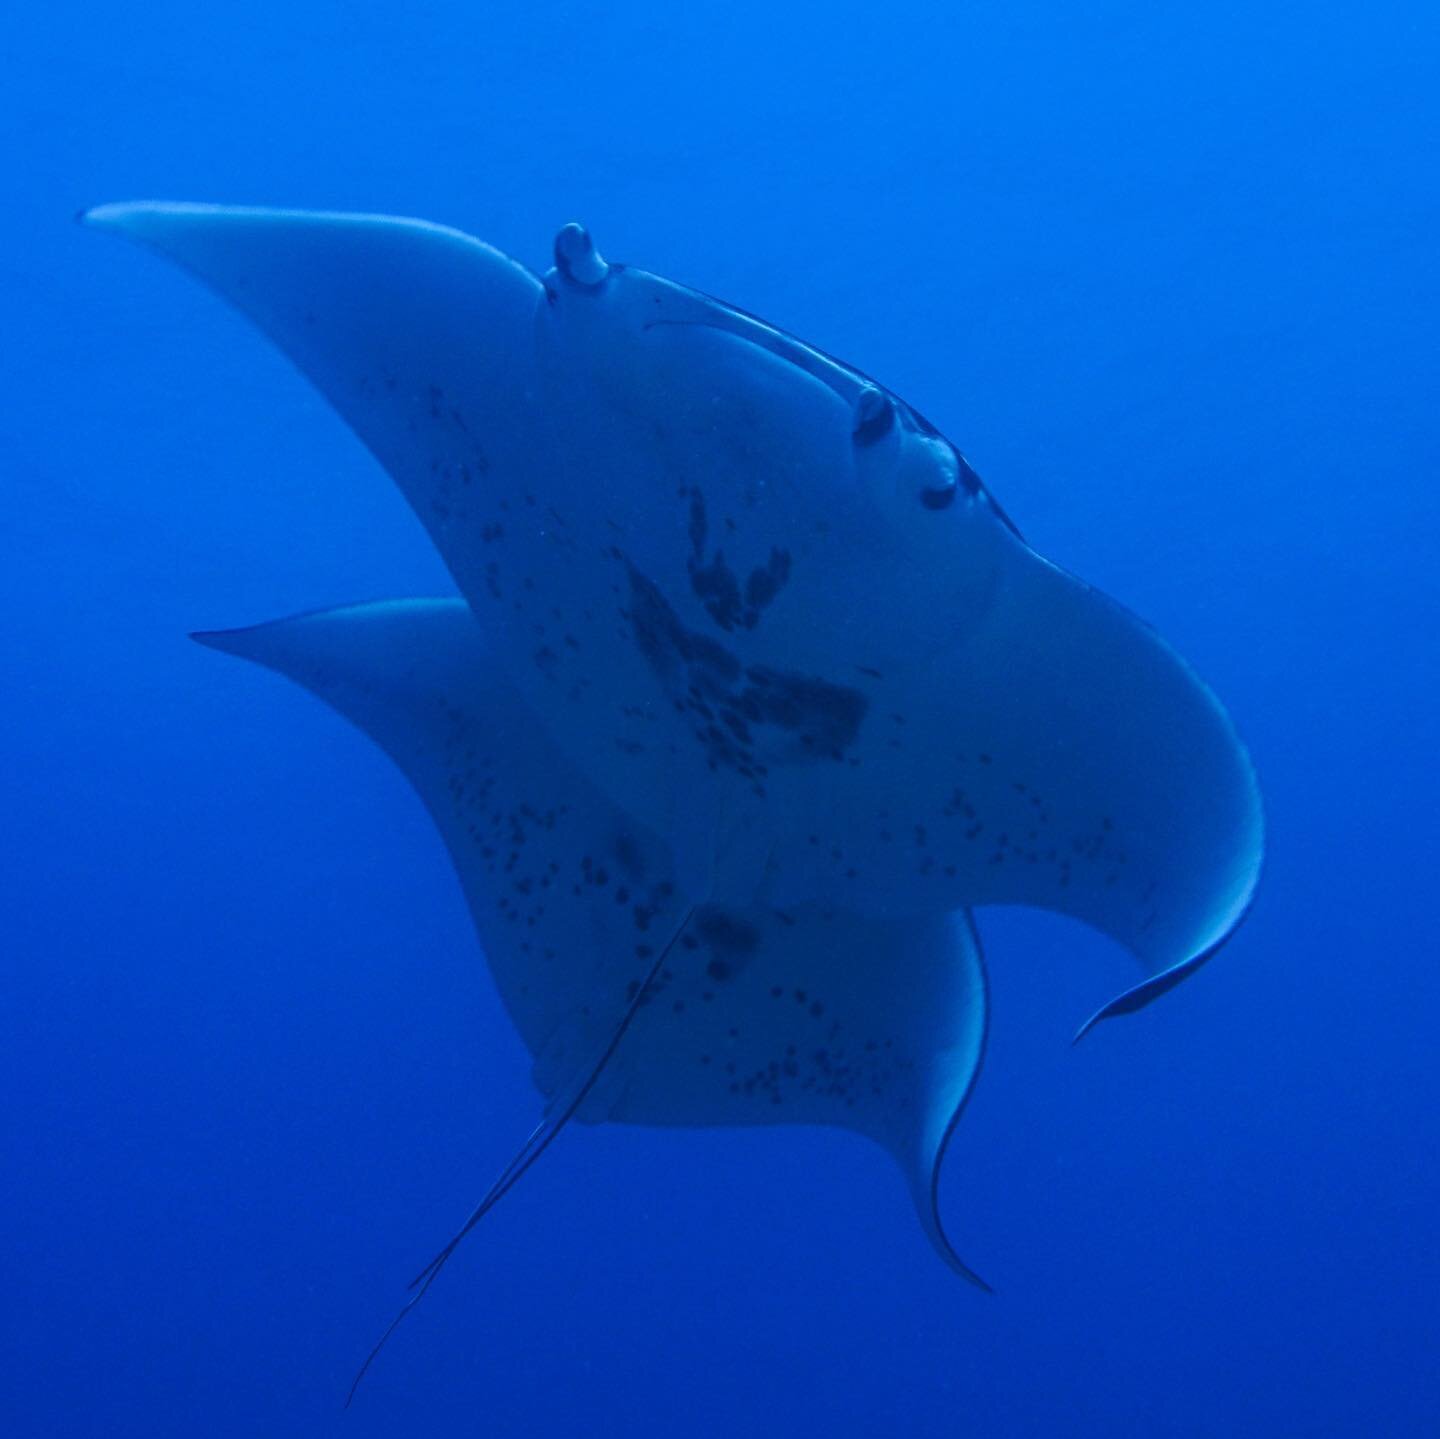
[921,448,984,509]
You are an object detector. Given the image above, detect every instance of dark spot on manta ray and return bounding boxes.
[624,555,739,683]
[622,558,868,770]
[742,549,791,615]
[741,665,866,758]
[684,490,792,632]
[693,907,761,955]
[687,489,707,555]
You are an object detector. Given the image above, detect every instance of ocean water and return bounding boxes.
[4,2,1437,1435]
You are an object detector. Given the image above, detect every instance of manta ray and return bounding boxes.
[86,202,1263,1387]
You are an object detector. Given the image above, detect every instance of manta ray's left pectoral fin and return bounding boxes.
[198,599,1001,1294]
[195,600,705,1393]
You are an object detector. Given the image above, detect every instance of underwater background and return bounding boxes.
[4,1,1437,1434]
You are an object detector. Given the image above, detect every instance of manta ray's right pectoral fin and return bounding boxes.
[84,202,546,552]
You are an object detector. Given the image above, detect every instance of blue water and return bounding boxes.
[5,3,1437,1434]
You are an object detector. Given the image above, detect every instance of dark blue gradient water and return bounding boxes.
[4,3,1437,1434]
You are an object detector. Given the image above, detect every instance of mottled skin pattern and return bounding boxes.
[199,600,986,1302]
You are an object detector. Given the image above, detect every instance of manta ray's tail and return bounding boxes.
[342,904,694,1405]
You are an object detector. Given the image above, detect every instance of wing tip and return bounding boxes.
[77,201,124,229]
[78,199,515,253]
[919,1159,994,1293]
[909,913,993,1291]
[80,200,282,246]
[936,1232,996,1294]
[78,200,175,234]
[1071,881,1263,1045]
[189,620,297,668]
[1070,1007,1108,1046]
[1072,959,1209,1045]
[190,626,249,656]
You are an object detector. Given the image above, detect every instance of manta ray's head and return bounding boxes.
[545,220,1009,563]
